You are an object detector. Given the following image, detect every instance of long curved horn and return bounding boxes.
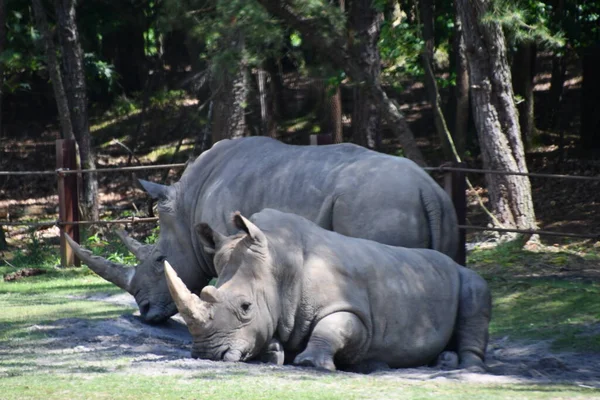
[115,229,153,262]
[65,234,135,294]
[164,261,210,328]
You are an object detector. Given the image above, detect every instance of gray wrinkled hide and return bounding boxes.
[187,209,490,371]
[84,137,459,322]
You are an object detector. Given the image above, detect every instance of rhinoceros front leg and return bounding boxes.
[293,312,368,372]
[260,338,285,365]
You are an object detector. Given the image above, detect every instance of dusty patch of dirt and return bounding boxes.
[8,292,598,388]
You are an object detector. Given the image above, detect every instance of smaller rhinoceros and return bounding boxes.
[165,209,491,372]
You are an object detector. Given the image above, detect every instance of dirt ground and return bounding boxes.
[11,291,596,389]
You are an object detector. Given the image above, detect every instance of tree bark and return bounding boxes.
[349,0,381,149]
[257,0,425,165]
[257,64,279,138]
[211,59,249,143]
[452,7,469,158]
[54,0,99,221]
[419,0,453,159]
[580,43,600,157]
[456,0,537,236]
[31,0,74,141]
[511,42,537,150]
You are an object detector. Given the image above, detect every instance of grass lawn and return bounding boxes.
[0,240,599,399]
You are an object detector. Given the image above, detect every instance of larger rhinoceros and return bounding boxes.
[165,209,491,371]
[67,136,458,323]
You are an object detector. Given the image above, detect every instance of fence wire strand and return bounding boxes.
[1,163,599,241]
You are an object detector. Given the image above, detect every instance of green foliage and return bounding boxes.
[149,89,187,108]
[484,0,565,48]
[379,19,424,83]
[105,95,140,118]
[160,0,283,75]
[1,2,44,93]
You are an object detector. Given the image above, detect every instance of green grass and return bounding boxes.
[469,242,600,351]
[0,241,599,398]
[0,371,597,400]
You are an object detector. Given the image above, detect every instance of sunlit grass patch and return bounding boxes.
[0,372,597,400]
[469,243,600,351]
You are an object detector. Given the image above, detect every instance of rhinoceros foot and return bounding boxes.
[260,338,285,365]
[434,351,459,370]
[294,350,336,372]
[459,351,487,372]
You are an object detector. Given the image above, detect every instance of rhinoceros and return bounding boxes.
[164,209,490,371]
[66,136,459,323]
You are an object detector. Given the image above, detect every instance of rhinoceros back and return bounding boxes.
[178,136,458,258]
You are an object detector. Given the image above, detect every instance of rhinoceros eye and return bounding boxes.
[240,302,252,314]
[155,255,166,263]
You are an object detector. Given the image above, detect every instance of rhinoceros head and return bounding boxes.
[165,212,278,362]
[65,179,209,324]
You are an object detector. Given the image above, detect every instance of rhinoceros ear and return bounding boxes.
[195,223,227,254]
[138,179,174,201]
[200,285,221,304]
[233,212,267,246]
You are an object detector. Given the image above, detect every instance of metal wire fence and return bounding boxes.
[2,153,599,266]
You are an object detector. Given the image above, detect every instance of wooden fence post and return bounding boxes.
[56,139,80,267]
[444,162,467,266]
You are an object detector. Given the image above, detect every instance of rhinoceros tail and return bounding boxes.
[420,186,443,254]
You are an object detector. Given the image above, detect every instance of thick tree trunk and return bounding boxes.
[456,0,537,236]
[452,9,469,158]
[31,0,74,140]
[257,0,425,165]
[512,42,537,150]
[419,0,452,159]
[580,44,600,157]
[349,0,381,149]
[55,0,99,221]
[211,60,249,143]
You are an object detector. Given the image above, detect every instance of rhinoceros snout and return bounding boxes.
[139,302,170,324]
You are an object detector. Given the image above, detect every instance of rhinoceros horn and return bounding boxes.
[164,261,211,328]
[64,234,135,293]
[114,229,153,262]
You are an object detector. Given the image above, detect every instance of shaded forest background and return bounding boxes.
[0,0,599,250]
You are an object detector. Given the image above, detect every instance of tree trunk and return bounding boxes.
[315,78,343,143]
[31,0,74,141]
[329,85,343,143]
[211,60,249,143]
[580,43,600,157]
[544,0,566,131]
[349,0,381,149]
[456,0,537,237]
[547,52,567,131]
[452,8,469,158]
[511,42,537,150]
[419,0,453,159]
[257,0,426,165]
[54,0,99,222]
[0,0,5,140]
[257,64,279,138]
[0,0,6,249]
